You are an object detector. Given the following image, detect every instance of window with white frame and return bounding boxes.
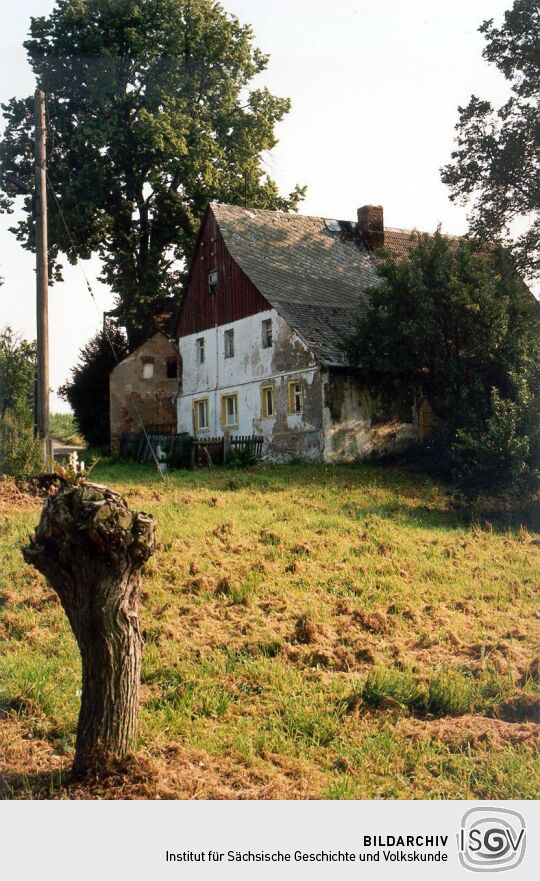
[194,398,209,432]
[196,337,205,364]
[288,380,303,414]
[224,328,234,359]
[221,393,239,428]
[261,318,273,348]
[261,384,274,418]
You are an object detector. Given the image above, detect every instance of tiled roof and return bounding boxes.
[384,227,461,258]
[211,203,437,367]
[383,227,423,258]
[211,203,381,367]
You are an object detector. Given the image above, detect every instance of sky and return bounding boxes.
[0,0,514,412]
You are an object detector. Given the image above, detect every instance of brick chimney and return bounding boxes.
[357,205,384,250]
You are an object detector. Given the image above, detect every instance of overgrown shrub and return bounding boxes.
[451,388,540,503]
[346,234,540,505]
[0,327,42,477]
[224,445,257,468]
[0,327,36,423]
[0,415,43,477]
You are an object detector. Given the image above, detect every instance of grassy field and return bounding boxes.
[0,461,539,799]
[49,413,85,447]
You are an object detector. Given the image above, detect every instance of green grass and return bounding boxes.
[0,460,538,799]
[49,413,85,446]
[360,665,515,716]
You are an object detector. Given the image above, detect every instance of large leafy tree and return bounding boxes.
[441,0,540,279]
[347,233,540,500]
[0,0,305,348]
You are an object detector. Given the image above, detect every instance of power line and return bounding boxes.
[45,170,167,480]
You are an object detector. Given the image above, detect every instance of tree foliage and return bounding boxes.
[346,232,540,501]
[0,326,43,477]
[0,326,36,422]
[0,0,305,348]
[452,387,540,501]
[59,325,128,446]
[441,0,540,278]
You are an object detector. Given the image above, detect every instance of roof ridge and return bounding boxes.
[212,204,462,240]
[211,201,356,226]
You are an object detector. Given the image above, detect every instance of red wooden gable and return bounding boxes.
[176,206,270,337]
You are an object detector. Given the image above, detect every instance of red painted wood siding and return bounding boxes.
[177,207,270,337]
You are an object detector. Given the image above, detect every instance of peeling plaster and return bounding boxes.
[176,314,419,464]
[177,309,323,461]
[321,370,417,463]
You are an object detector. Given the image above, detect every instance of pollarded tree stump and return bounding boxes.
[23,481,156,778]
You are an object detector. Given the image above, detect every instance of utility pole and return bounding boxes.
[34,89,50,462]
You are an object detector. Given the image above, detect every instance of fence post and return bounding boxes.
[223,429,231,465]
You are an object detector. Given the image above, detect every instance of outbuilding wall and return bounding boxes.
[110,333,179,453]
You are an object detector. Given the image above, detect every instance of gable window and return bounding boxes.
[196,337,205,364]
[166,358,178,379]
[221,393,239,429]
[262,318,273,348]
[193,397,209,432]
[261,384,274,418]
[142,358,154,380]
[208,269,218,296]
[224,328,234,359]
[288,380,303,414]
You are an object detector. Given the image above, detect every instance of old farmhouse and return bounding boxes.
[173,202,426,462]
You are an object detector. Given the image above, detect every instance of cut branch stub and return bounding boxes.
[23,480,156,778]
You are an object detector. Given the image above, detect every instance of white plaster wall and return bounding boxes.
[180,308,276,398]
[177,309,322,460]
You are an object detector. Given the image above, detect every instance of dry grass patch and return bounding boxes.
[1,461,539,799]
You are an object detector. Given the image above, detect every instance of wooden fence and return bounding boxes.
[192,436,224,467]
[119,431,264,469]
[230,434,264,460]
[119,431,192,468]
[192,435,264,467]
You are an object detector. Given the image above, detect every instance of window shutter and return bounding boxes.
[192,400,198,432]
[220,396,226,429]
[288,381,294,414]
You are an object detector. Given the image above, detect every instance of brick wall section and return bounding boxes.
[357,205,384,250]
[109,332,179,453]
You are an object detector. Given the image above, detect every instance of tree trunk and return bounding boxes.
[22,480,156,778]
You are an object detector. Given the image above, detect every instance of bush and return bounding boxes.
[451,388,540,503]
[59,327,128,447]
[0,327,36,423]
[346,234,540,506]
[224,445,257,468]
[0,415,43,477]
